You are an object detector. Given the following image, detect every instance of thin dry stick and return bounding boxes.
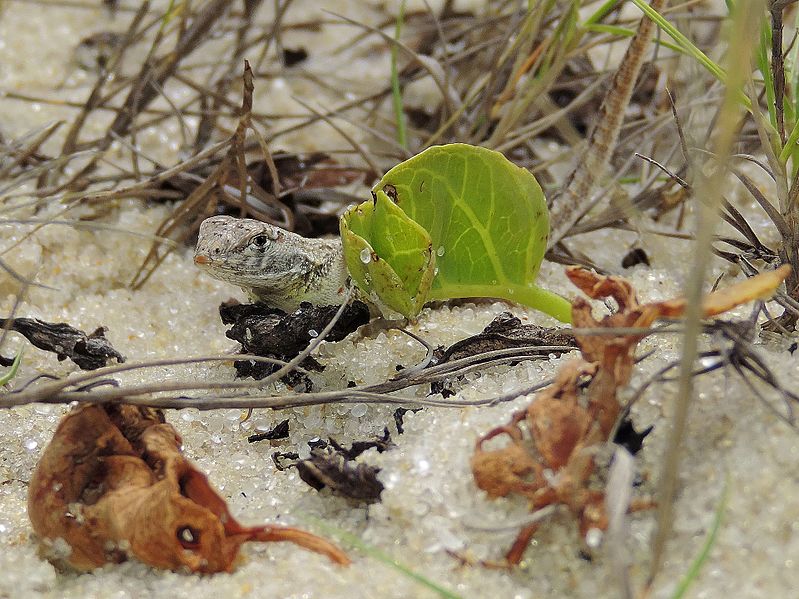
[547,0,668,249]
[647,1,764,588]
[61,0,231,188]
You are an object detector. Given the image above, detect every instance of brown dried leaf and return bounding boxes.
[701,264,791,317]
[566,265,790,435]
[527,362,597,471]
[470,266,790,564]
[471,440,542,499]
[472,362,596,500]
[28,404,350,573]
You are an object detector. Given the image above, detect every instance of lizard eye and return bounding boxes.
[251,234,269,248]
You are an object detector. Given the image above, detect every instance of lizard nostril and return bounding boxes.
[194,254,209,265]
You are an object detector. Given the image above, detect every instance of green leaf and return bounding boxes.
[341,190,435,317]
[0,349,23,386]
[341,143,571,322]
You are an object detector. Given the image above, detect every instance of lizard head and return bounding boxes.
[195,215,352,311]
[194,215,290,286]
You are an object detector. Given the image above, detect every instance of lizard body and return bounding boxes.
[194,215,351,311]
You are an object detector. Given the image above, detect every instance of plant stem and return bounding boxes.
[647,0,763,588]
[391,0,408,150]
[430,283,572,323]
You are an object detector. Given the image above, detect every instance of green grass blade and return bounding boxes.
[158,0,180,35]
[791,7,799,118]
[630,0,751,109]
[670,475,730,599]
[303,517,463,599]
[779,117,799,163]
[582,0,623,27]
[391,0,408,150]
[756,19,777,130]
[0,349,23,386]
[582,23,683,54]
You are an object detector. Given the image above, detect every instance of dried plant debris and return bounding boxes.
[162,151,368,240]
[73,31,126,73]
[621,247,650,269]
[274,431,392,504]
[247,419,290,444]
[428,312,575,398]
[393,407,422,434]
[134,62,371,287]
[471,266,791,565]
[0,317,124,370]
[612,418,653,457]
[220,300,370,381]
[434,312,576,365]
[28,403,349,573]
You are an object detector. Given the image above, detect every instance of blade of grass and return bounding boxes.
[391,0,408,150]
[630,0,752,110]
[647,0,763,588]
[669,474,730,599]
[582,0,624,27]
[0,349,23,386]
[757,18,778,131]
[301,516,463,599]
[582,23,683,54]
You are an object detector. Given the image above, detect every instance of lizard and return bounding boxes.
[193,214,353,312]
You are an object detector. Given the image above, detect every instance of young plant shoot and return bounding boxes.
[341,144,572,322]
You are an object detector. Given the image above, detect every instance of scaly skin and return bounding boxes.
[193,215,351,311]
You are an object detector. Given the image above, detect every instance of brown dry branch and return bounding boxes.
[470,265,790,565]
[57,0,232,190]
[4,267,790,413]
[28,402,350,573]
[131,60,258,289]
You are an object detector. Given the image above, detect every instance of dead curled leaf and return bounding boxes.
[471,265,790,564]
[27,403,350,573]
[567,263,792,436]
[272,432,392,504]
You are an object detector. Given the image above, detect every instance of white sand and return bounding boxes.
[1,2,797,598]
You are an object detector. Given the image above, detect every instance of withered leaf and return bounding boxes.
[332,427,393,460]
[28,403,350,573]
[282,47,308,67]
[472,361,598,501]
[393,407,422,434]
[613,418,653,456]
[437,312,576,364]
[567,265,791,436]
[0,317,124,370]
[295,450,384,504]
[277,433,391,504]
[621,247,650,269]
[428,312,575,399]
[470,266,790,564]
[220,300,370,382]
